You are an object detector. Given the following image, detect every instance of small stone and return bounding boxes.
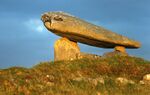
[115,77,135,85]
[97,92,101,95]
[89,78,98,86]
[115,77,128,85]
[70,58,73,61]
[143,74,150,81]
[46,75,50,78]
[95,77,105,84]
[139,80,145,85]
[140,74,150,85]
[128,80,135,84]
[25,79,29,83]
[46,82,54,86]
[46,75,55,80]
[88,77,105,86]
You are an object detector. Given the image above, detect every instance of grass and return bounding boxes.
[0,55,150,95]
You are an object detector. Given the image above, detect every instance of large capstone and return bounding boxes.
[54,37,80,61]
[41,11,141,49]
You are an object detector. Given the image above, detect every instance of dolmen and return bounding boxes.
[41,11,141,61]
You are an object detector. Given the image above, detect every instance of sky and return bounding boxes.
[0,0,150,68]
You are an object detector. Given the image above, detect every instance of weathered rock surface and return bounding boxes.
[54,37,80,61]
[143,74,150,81]
[115,46,126,53]
[139,74,150,85]
[41,11,141,49]
[115,77,135,85]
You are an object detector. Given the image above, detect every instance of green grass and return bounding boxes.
[0,55,150,95]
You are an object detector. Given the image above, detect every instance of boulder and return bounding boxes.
[54,37,80,61]
[140,74,150,85]
[143,74,150,81]
[41,11,141,49]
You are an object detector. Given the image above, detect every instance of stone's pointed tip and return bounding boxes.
[126,41,141,49]
[133,41,141,48]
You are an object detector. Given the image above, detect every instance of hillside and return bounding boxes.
[0,55,150,95]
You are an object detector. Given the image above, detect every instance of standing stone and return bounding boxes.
[54,37,80,61]
[115,46,126,53]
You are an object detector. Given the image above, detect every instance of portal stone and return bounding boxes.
[115,46,126,53]
[54,37,80,61]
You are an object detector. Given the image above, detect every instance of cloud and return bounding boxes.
[24,19,44,32]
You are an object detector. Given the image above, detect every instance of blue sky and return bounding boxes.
[0,0,150,68]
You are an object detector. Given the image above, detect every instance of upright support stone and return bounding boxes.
[114,46,126,53]
[102,46,127,57]
[54,37,80,61]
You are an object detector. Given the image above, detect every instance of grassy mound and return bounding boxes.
[0,56,150,95]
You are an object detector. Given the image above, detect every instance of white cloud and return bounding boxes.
[36,25,44,32]
[24,19,45,32]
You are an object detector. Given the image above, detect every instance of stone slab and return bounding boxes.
[41,11,141,49]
